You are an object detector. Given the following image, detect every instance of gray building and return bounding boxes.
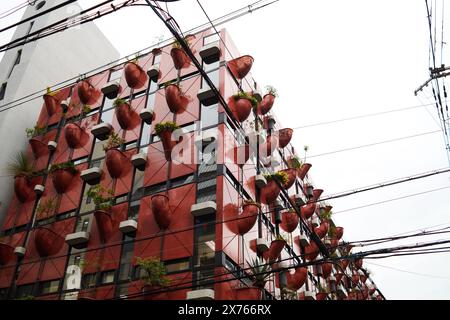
[0,0,119,223]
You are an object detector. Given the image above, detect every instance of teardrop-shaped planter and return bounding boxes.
[43,94,60,116]
[257,94,275,115]
[116,102,140,130]
[335,273,344,284]
[333,226,344,240]
[329,239,339,254]
[339,259,349,271]
[280,212,299,233]
[321,262,333,279]
[286,267,307,291]
[34,226,64,257]
[14,175,32,202]
[312,189,323,202]
[51,168,76,194]
[369,287,376,295]
[228,97,253,122]
[354,258,363,270]
[94,210,116,243]
[314,221,329,239]
[277,128,293,149]
[159,129,179,162]
[77,80,100,105]
[64,123,89,149]
[105,149,130,179]
[237,203,259,235]
[228,55,254,80]
[300,203,316,220]
[29,138,49,158]
[0,242,14,265]
[124,62,147,89]
[260,179,280,205]
[298,163,312,180]
[170,47,191,70]
[304,241,319,261]
[281,168,296,190]
[260,135,279,157]
[361,275,368,284]
[165,85,190,114]
[264,239,286,261]
[151,194,171,229]
[235,287,262,300]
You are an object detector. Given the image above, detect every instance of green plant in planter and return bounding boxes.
[319,209,333,221]
[87,184,114,211]
[275,234,287,242]
[136,256,171,287]
[172,36,192,49]
[282,287,298,300]
[36,197,57,220]
[288,155,303,169]
[328,224,337,239]
[113,98,129,109]
[48,161,78,174]
[6,152,34,177]
[26,124,47,138]
[317,282,329,293]
[265,85,279,98]
[264,171,289,185]
[102,132,126,152]
[233,92,258,108]
[242,199,261,208]
[46,86,59,97]
[248,258,271,288]
[155,121,180,136]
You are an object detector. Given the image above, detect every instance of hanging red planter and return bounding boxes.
[335,273,344,284]
[228,96,253,122]
[312,189,323,202]
[280,211,299,233]
[304,241,319,261]
[165,84,190,114]
[43,94,60,116]
[354,258,363,270]
[339,259,349,271]
[330,239,339,254]
[235,287,262,300]
[0,242,14,265]
[237,203,259,235]
[158,128,180,162]
[260,135,279,157]
[333,226,344,240]
[260,179,280,205]
[316,292,328,301]
[281,168,296,190]
[105,149,130,179]
[361,274,368,284]
[115,100,140,130]
[257,94,275,115]
[29,138,48,158]
[77,80,100,105]
[34,226,64,257]
[369,287,376,295]
[124,62,147,89]
[151,194,172,229]
[300,203,316,220]
[264,239,286,261]
[286,267,308,291]
[14,175,33,202]
[321,262,333,279]
[64,123,89,149]
[298,163,312,180]
[352,274,360,286]
[94,210,116,243]
[228,55,254,80]
[277,128,293,149]
[170,47,191,70]
[314,220,329,239]
[51,168,76,194]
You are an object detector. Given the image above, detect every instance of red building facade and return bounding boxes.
[0,28,383,300]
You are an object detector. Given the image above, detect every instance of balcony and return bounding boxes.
[191,201,216,217]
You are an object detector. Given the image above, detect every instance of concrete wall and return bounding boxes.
[0,0,120,223]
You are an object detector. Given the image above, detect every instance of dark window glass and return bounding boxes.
[82,273,97,289]
[166,259,190,273]
[15,284,34,299]
[39,280,60,295]
[119,239,135,281]
[0,83,7,101]
[101,270,115,284]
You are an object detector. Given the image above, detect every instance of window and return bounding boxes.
[109,68,123,82]
[0,83,7,101]
[39,280,60,295]
[82,273,97,289]
[118,238,135,281]
[35,1,46,10]
[101,270,115,284]
[7,50,22,78]
[0,288,8,300]
[15,284,34,299]
[153,53,161,65]
[75,215,92,232]
[166,259,190,274]
[203,33,220,45]
[194,215,216,268]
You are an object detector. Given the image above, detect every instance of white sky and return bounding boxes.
[1,0,450,300]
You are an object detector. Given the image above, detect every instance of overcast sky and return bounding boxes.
[1,0,450,300]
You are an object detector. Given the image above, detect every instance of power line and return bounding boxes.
[365,261,450,281]
[307,130,441,159]
[333,185,450,215]
[0,1,29,20]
